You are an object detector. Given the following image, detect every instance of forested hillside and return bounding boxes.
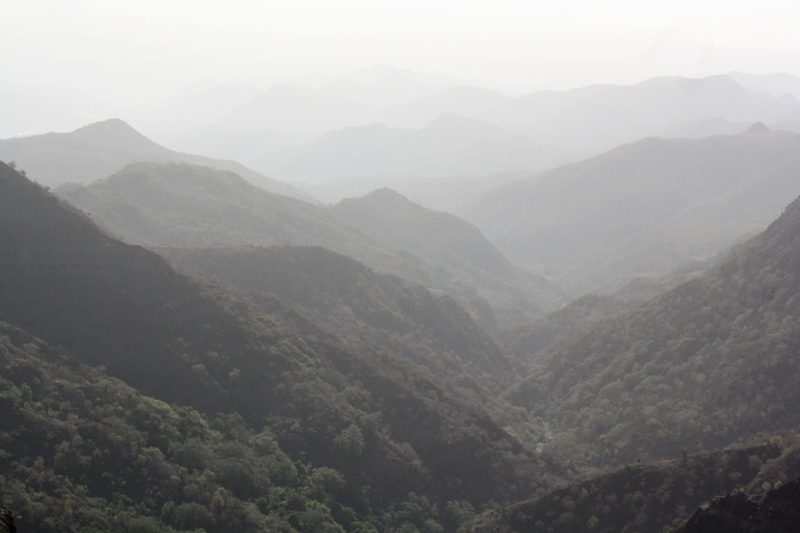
[57,161,563,327]
[0,161,558,532]
[463,131,800,296]
[510,189,800,471]
[330,188,564,327]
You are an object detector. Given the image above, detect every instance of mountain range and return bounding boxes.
[462,129,800,296]
[56,161,564,328]
[0,119,312,201]
[506,186,800,472]
[0,160,558,532]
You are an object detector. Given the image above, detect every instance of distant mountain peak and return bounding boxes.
[743,121,771,134]
[361,187,411,203]
[72,118,152,142]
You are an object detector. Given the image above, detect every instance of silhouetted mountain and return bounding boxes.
[512,188,800,470]
[57,162,563,327]
[121,80,267,135]
[219,83,375,136]
[331,188,564,327]
[0,160,558,531]
[377,86,514,128]
[463,131,800,296]
[729,71,800,100]
[483,75,800,153]
[163,125,301,171]
[261,113,561,181]
[0,119,311,201]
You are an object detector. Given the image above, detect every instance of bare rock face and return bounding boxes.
[678,476,800,533]
[0,506,16,533]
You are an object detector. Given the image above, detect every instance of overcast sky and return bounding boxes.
[4,0,800,97]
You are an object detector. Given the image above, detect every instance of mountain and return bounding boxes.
[160,245,522,394]
[463,444,782,533]
[318,64,464,110]
[510,188,800,471]
[161,125,302,171]
[483,75,800,153]
[0,321,354,532]
[330,188,565,327]
[1,160,557,531]
[219,83,375,136]
[462,131,800,296]
[127,80,267,134]
[728,71,800,100]
[678,475,800,533]
[0,119,312,201]
[262,113,561,182]
[377,86,515,129]
[498,257,718,366]
[56,162,564,327]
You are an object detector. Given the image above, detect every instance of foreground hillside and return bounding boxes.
[0,161,557,531]
[510,188,800,470]
[463,443,785,533]
[58,162,564,327]
[463,130,800,295]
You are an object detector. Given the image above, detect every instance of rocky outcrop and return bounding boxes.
[678,476,800,533]
[0,506,16,533]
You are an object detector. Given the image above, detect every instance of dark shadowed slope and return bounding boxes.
[464,444,782,533]
[0,160,558,529]
[463,131,800,296]
[0,118,312,201]
[161,245,522,392]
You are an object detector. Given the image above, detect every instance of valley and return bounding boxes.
[5,66,800,533]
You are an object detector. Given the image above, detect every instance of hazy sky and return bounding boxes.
[4,0,800,96]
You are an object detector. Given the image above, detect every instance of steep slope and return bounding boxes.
[161,245,522,392]
[463,131,800,296]
[0,161,555,526]
[0,322,353,533]
[499,258,717,366]
[55,161,433,285]
[678,476,800,533]
[330,188,565,327]
[484,74,800,153]
[0,119,311,200]
[514,190,800,470]
[58,162,564,327]
[463,444,782,533]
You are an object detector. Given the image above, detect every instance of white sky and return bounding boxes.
[3,0,800,96]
